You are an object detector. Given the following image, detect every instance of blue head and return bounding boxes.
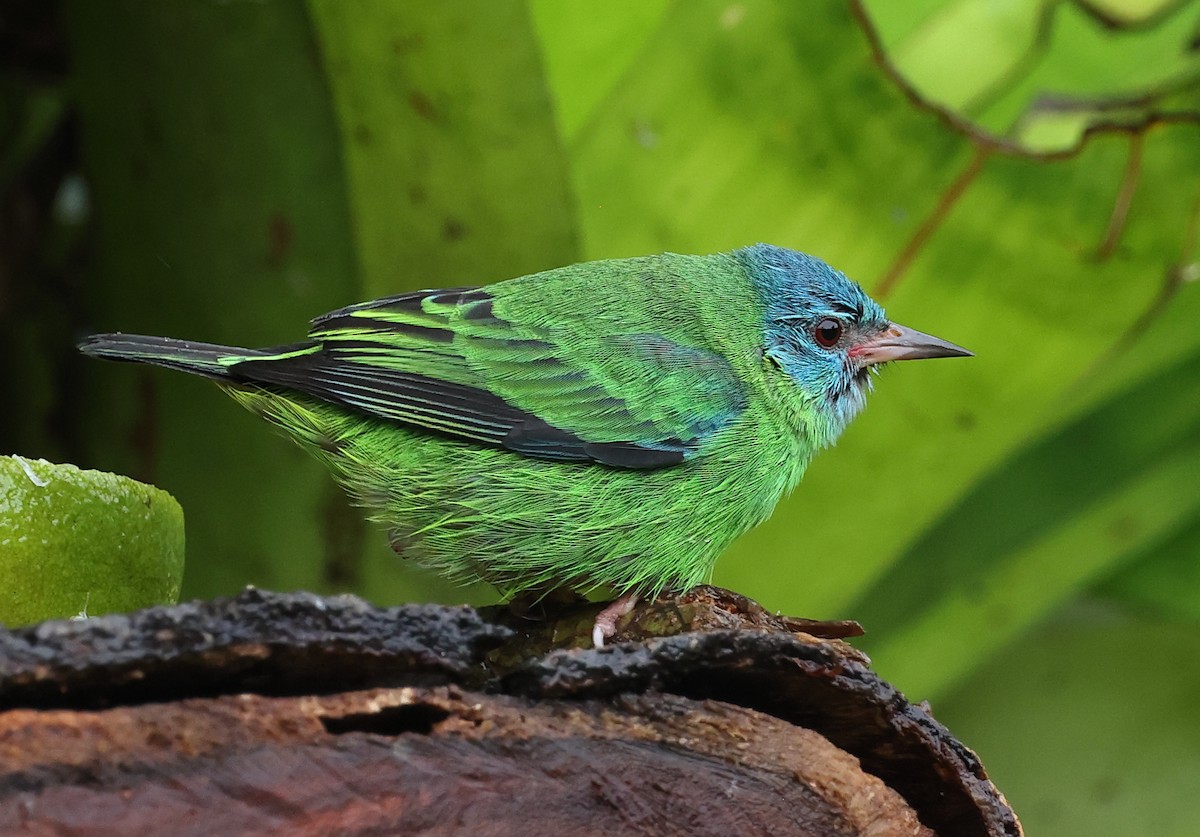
[739,244,970,447]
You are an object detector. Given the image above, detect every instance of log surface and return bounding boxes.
[0,587,1022,836]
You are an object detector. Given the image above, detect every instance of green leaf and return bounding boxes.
[307,0,579,295]
[65,1,579,606]
[529,0,672,142]
[1097,514,1200,622]
[853,350,1200,695]
[66,0,364,599]
[937,604,1200,837]
[64,0,377,600]
[527,2,1200,729]
[546,0,1200,634]
[861,0,1200,151]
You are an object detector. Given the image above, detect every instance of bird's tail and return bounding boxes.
[78,333,264,381]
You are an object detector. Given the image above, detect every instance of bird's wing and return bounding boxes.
[228,286,747,469]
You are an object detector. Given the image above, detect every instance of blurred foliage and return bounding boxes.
[939,603,1200,836]
[1,1,1198,833]
[865,0,1200,151]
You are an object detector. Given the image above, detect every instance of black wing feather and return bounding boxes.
[227,285,718,470]
[230,348,686,468]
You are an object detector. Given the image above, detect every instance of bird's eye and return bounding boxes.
[813,318,842,348]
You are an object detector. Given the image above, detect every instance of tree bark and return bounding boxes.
[0,587,1021,836]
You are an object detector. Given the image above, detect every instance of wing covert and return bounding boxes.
[230,285,746,469]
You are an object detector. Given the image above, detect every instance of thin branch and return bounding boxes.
[874,145,991,300]
[1097,132,1145,261]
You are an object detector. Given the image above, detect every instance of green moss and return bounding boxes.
[0,455,184,625]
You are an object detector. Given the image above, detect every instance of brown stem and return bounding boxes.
[1097,132,1144,261]
[874,145,991,300]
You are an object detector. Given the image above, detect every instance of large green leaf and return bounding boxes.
[64,2,577,604]
[307,1,579,296]
[542,0,1200,639]
[1098,515,1200,621]
[856,353,1200,694]
[529,0,672,142]
[863,0,1200,151]
[66,0,362,598]
[305,1,580,604]
[936,605,1200,836]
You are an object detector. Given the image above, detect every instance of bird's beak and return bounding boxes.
[850,323,973,366]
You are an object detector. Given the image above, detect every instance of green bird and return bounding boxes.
[80,244,969,645]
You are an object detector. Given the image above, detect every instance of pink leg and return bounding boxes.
[592,592,639,648]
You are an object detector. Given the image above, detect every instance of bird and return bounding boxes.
[79,244,970,646]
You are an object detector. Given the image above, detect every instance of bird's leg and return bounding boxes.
[592,592,639,648]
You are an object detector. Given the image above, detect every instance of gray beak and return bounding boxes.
[851,323,973,365]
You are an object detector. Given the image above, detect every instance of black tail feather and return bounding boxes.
[78,333,262,381]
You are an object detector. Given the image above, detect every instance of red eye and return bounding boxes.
[814,318,842,348]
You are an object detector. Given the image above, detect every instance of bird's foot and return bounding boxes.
[592,592,639,648]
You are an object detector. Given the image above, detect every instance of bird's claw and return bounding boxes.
[591,592,639,648]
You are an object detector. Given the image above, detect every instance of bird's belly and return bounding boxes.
[364,440,796,596]
[248,391,802,597]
